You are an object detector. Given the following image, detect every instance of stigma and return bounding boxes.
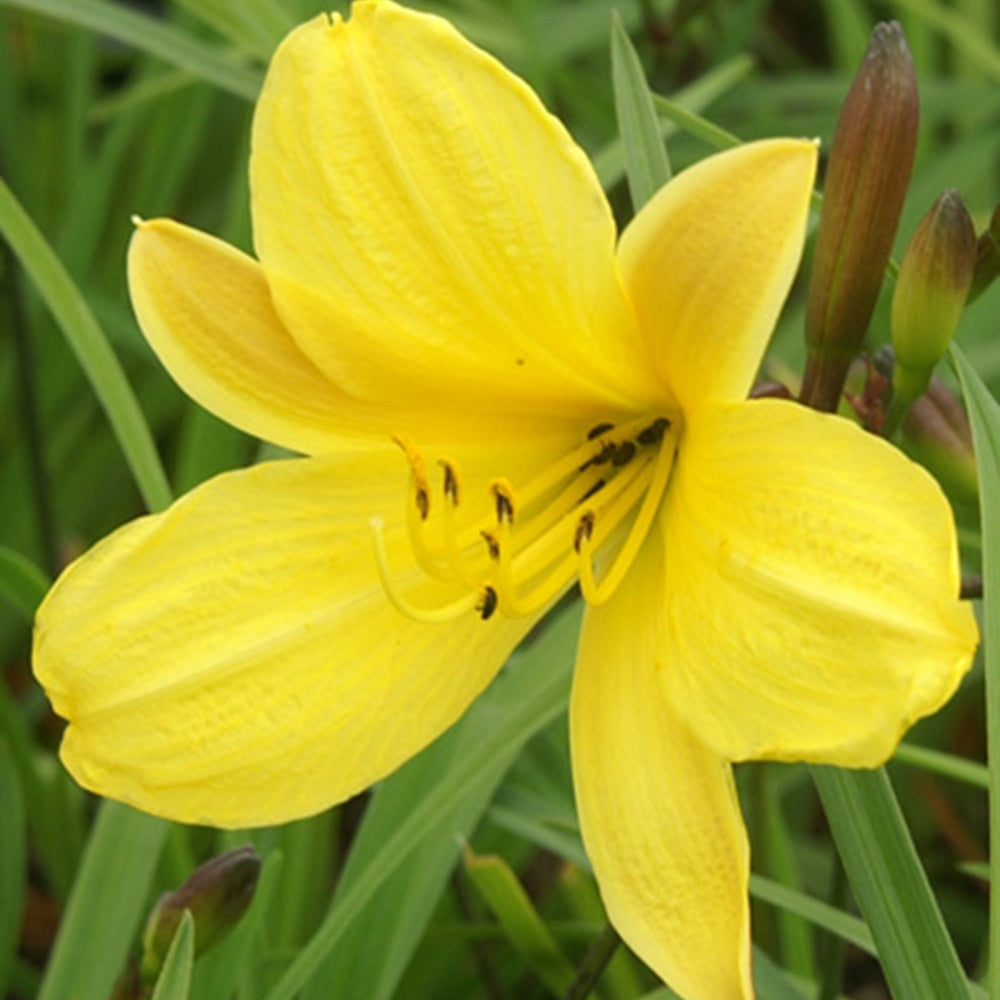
[372,415,678,623]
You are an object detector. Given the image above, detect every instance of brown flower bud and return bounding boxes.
[140,845,261,984]
[800,21,919,412]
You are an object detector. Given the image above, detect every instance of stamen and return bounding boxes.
[578,439,677,605]
[383,413,677,625]
[478,586,499,620]
[491,479,516,524]
[371,517,482,623]
[439,462,482,589]
[393,436,431,520]
[439,459,462,505]
[587,422,615,439]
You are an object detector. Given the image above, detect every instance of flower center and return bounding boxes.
[371,415,678,623]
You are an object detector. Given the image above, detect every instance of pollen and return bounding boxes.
[373,416,678,623]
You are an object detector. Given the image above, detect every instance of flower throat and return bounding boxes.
[371,415,678,623]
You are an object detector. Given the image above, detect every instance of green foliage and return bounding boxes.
[1,1,998,998]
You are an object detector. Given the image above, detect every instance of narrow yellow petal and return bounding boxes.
[572,538,752,1000]
[128,218,351,455]
[128,219,583,450]
[250,2,660,417]
[659,399,978,764]
[33,451,539,827]
[618,139,817,411]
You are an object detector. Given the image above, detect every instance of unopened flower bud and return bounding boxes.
[903,376,977,502]
[968,202,1000,304]
[800,21,918,412]
[891,190,975,408]
[140,845,260,983]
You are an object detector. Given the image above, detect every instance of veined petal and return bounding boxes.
[33,450,542,827]
[618,140,817,412]
[129,219,354,455]
[128,219,583,452]
[658,399,978,765]
[250,1,660,417]
[571,537,752,1000]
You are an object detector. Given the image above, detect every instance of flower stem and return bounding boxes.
[559,923,620,1000]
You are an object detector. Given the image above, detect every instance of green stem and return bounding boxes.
[559,924,620,1000]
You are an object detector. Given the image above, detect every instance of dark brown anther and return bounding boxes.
[574,512,596,554]
[416,487,430,521]
[587,422,615,440]
[478,586,499,620]
[580,479,606,502]
[636,417,670,446]
[492,487,515,524]
[480,530,500,561]
[611,441,637,467]
[440,462,460,505]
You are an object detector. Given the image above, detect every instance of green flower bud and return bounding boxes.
[903,376,978,503]
[800,21,918,412]
[968,201,1000,304]
[891,190,976,408]
[140,845,261,983]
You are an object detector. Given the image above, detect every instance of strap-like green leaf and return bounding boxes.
[464,847,577,996]
[811,765,974,1000]
[37,804,168,1000]
[951,342,999,997]
[151,911,195,1000]
[610,11,670,210]
[0,176,172,513]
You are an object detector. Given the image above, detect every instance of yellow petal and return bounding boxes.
[128,218,584,451]
[33,449,541,827]
[571,536,752,1000]
[618,139,817,412]
[659,399,978,765]
[129,218,355,455]
[250,2,660,418]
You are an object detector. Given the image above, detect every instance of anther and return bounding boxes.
[574,512,596,554]
[480,530,500,561]
[477,586,499,620]
[587,422,615,440]
[415,487,430,521]
[637,417,671,446]
[580,478,606,502]
[439,460,461,505]
[491,481,516,524]
[611,441,637,467]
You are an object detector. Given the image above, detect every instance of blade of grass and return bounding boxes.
[464,846,577,996]
[811,765,973,1000]
[650,94,741,151]
[0,176,172,513]
[951,342,999,998]
[894,741,988,789]
[610,10,670,210]
[262,602,581,1000]
[151,911,195,1000]
[37,803,169,1000]
[0,546,49,620]
[0,0,262,99]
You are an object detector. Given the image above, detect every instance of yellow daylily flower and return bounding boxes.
[32,3,977,998]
